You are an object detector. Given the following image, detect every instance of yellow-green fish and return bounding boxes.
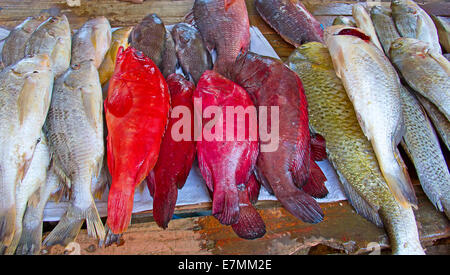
[287,42,424,254]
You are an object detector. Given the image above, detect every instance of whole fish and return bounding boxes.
[415,93,450,151]
[146,73,196,229]
[2,14,50,67]
[399,86,450,219]
[287,42,424,255]
[431,15,450,54]
[0,54,53,249]
[171,23,212,84]
[332,16,356,27]
[16,166,62,255]
[3,132,50,255]
[255,0,324,47]
[391,0,442,54]
[71,17,112,68]
[104,47,170,235]
[25,14,71,76]
[193,0,250,77]
[325,25,417,208]
[390,38,450,121]
[43,59,105,247]
[352,4,383,51]
[195,70,265,239]
[231,52,327,223]
[370,6,401,56]
[98,27,133,86]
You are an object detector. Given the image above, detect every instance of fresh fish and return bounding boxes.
[195,70,265,239]
[0,54,53,249]
[3,133,50,255]
[231,51,328,223]
[171,23,212,84]
[98,27,133,85]
[16,166,62,255]
[104,47,170,235]
[255,0,324,47]
[43,60,105,247]
[71,17,112,68]
[415,93,450,151]
[431,15,450,53]
[287,42,424,255]
[370,6,401,56]
[390,38,450,121]
[2,14,50,67]
[391,0,442,54]
[146,73,196,229]
[25,14,71,76]
[324,26,417,208]
[193,0,250,77]
[161,29,178,78]
[352,4,383,51]
[399,86,450,219]
[332,16,356,27]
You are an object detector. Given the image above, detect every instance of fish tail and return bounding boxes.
[98,224,123,248]
[106,186,135,235]
[302,158,328,198]
[231,187,266,240]
[212,179,240,225]
[43,198,105,247]
[246,174,261,205]
[0,207,16,249]
[152,179,178,230]
[278,185,324,224]
[15,214,44,255]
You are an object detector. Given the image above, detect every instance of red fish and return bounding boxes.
[104,46,170,234]
[193,0,250,77]
[231,52,327,223]
[146,73,196,229]
[195,70,265,239]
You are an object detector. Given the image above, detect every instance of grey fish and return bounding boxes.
[370,6,401,56]
[399,86,450,219]
[43,60,105,247]
[352,3,383,51]
[0,54,53,249]
[332,16,356,27]
[25,14,71,76]
[2,14,50,67]
[390,37,450,121]
[431,15,450,53]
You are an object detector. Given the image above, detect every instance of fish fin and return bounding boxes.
[15,218,44,255]
[98,224,123,248]
[81,85,103,136]
[335,169,383,227]
[43,197,105,247]
[17,72,50,126]
[231,186,266,240]
[106,186,135,234]
[246,174,261,205]
[427,50,450,75]
[212,178,240,225]
[254,168,274,195]
[277,185,324,224]
[197,151,214,191]
[310,133,327,161]
[152,178,178,229]
[302,159,328,198]
[146,171,155,198]
[0,207,16,248]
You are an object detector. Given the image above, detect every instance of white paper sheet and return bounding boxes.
[39,25,347,222]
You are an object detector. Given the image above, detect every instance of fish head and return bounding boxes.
[39,14,70,37]
[12,54,51,76]
[389,37,429,61]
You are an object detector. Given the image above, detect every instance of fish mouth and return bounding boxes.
[336,28,371,42]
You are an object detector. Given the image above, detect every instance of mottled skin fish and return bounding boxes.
[71,17,112,68]
[325,26,417,208]
[0,54,53,250]
[255,0,324,46]
[193,0,250,77]
[415,92,450,151]
[390,38,450,121]
[431,15,450,54]
[25,14,71,76]
[171,23,212,84]
[287,42,424,255]
[370,6,401,56]
[399,86,450,219]
[98,27,133,85]
[352,4,383,51]
[391,0,442,54]
[43,60,105,247]
[2,14,50,67]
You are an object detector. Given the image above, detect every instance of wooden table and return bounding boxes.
[0,0,448,255]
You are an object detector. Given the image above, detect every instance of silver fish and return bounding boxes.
[352,3,383,51]
[370,6,401,56]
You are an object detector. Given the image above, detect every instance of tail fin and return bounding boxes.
[152,178,179,229]
[16,212,44,255]
[43,198,105,247]
[246,174,261,205]
[231,187,266,240]
[302,159,328,198]
[98,224,123,248]
[310,133,327,161]
[212,179,240,225]
[106,187,135,234]
[0,207,16,248]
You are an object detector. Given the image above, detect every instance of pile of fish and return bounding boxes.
[0,0,448,255]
